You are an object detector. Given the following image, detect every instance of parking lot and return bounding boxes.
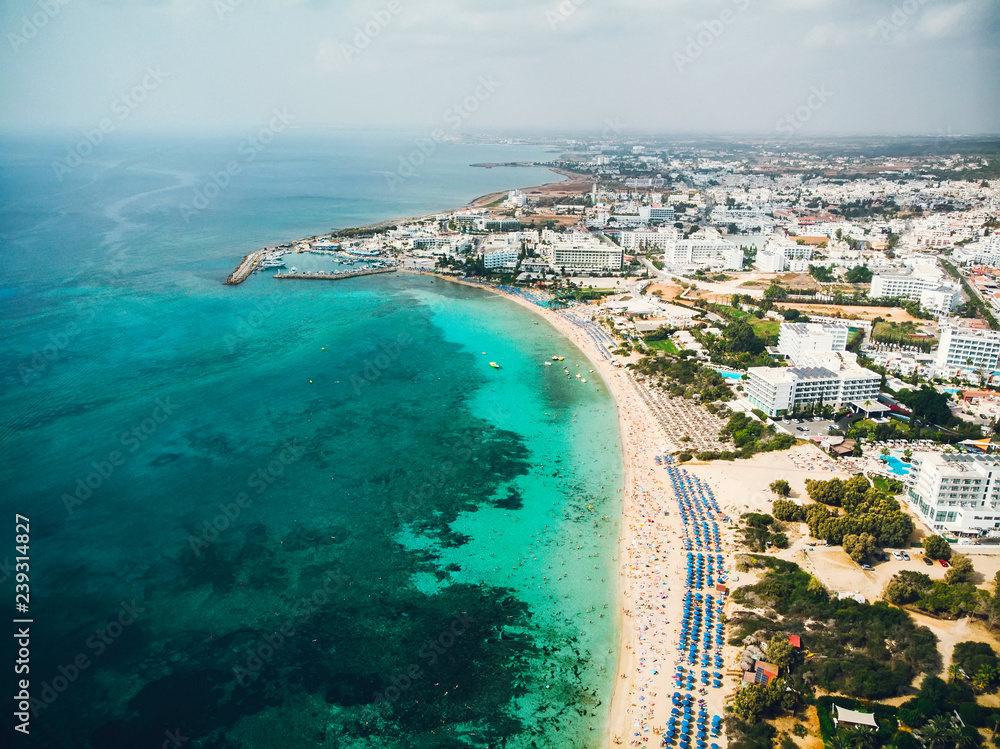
[774,415,846,438]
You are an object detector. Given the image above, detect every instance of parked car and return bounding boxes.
[861,563,873,571]
[797,426,809,432]
[922,556,934,566]
[901,551,910,561]
[939,559,950,567]
[892,550,902,560]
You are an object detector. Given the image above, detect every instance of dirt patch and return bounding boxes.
[779,273,821,290]
[772,710,823,749]
[777,302,923,323]
[647,284,685,301]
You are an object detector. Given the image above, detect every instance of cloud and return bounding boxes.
[914,1,973,40]
[801,22,853,49]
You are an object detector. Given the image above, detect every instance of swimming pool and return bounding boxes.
[717,371,744,381]
[884,454,911,476]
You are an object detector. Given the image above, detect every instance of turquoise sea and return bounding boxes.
[0,133,624,748]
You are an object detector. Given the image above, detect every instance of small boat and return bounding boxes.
[489,362,501,369]
[582,378,587,383]
[544,362,552,366]
[552,356,565,361]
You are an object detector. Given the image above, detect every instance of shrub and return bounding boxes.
[944,553,975,585]
[772,500,803,522]
[770,479,791,497]
[923,535,952,561]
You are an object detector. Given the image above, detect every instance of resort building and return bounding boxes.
[870,272,962,314]
[972,235,1000,267]
[540,230,624,272]
[663,229,744,270]
[935,327,1000,375]
[711,207,771,233]
[777,323,848,365]
[764,238,814,262]
[638,205,675,223]
[745,353,880,416]
[905,452,1000,537]
[483,249,519,271]
[618,227,677,251]
[754,251,786,273]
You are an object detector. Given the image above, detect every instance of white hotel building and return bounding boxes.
[777,322,848,365]
[619,227,677,251]
[870,272,962,315]
[935,327,1000,375]
[541,230,623,272]
[906,452,1000,537]
[661,229,744,270]
[745,353,880,417]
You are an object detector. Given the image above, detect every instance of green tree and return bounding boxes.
[770,479,791,497]
[764,283,787,301]
[732,684,771,721]
[923,535,952,561]
[843,532,878,562]
[884,570,933,605]
[845,265,874,284]
[772,499,803,522]
[945,553,975,585]
[766,635,796,671]
[918,714,961,749]
[806,477,845,506]
[723,319,765,355]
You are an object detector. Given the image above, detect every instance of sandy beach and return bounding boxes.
[413,272,730,747]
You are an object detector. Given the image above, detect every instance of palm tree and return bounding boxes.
[918,715,961,749]
[947,664,963,683]
[848,726,879,749]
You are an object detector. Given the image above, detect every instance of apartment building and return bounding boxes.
[905,452,1000,537]
[935,327,1000,374]
[745,353,880,416]
[777,323,848,365]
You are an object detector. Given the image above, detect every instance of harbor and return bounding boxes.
[224,238,396,285]
[274,267,397,281]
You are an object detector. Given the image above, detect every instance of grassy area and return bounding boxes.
[872,474,905,496]
[646,339,679,354]
[750,319,780,339]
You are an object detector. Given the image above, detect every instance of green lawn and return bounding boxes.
[750,319,780,339]
[646,339,679,354]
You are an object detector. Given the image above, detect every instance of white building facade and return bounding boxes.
[935,327,1000,374]
[870,273,962,313]
[777,323,849,365]
[541,230,624,272]
[746,354,880,416]
[906,453,1000,537]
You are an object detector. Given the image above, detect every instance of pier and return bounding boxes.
[225,250,271,285]
[273,267,397,281]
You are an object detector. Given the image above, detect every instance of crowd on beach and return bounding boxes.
[629,377,728,454]
[465,282,734,746]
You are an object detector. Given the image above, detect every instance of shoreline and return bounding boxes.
[222,164,586,284]
[405,270,693,748]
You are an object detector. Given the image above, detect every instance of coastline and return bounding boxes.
[405,270,693,748]
[223,164,586,278]
[229,159,674,747]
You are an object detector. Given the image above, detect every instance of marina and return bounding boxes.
[273,267,397,281]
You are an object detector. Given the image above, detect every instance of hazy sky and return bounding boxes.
[1,0,998,137]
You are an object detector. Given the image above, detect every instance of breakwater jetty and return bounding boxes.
[274,268,397,281]
[225,250,272,285]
